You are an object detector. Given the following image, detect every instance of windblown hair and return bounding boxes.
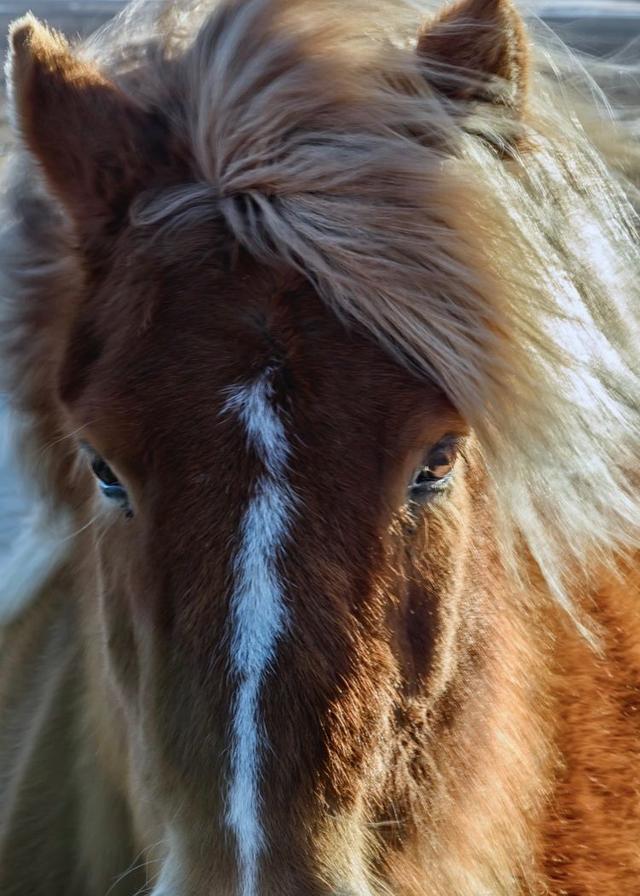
[3,0,640,628]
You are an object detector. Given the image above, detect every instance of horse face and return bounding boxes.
[6,0,529,891]
[59,221,471,893]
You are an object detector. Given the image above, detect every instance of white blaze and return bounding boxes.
[222,369,295,896]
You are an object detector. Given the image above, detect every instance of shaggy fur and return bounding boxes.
[1,0,640,894]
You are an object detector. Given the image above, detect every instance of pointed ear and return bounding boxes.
[417,0,529,115]
[7,15,169,233]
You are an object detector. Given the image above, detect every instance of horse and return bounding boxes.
[1,0,640,892]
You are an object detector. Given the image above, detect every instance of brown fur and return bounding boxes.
[8,16,176,237]
[542,562,640,894]
[1,1,640,894]
[417,0,530,114]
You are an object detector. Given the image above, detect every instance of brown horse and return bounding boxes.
[2,0,640,893]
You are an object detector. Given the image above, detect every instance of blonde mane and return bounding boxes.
[4,0,640,629]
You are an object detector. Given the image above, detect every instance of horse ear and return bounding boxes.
[7,15,167,233]
[417,0,529,115]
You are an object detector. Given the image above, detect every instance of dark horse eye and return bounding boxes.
[409,436,460,502]
[88,451,131,515]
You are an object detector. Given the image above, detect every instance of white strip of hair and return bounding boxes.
[222,369,295,896]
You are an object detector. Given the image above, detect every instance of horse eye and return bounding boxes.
[409,437,460,502]
[91,455,119,487]
[88,452,131,515]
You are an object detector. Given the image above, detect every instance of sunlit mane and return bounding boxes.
[4,0,640,630]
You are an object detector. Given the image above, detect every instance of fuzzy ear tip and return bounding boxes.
[7,14,71,98]
[469,0,518,17]
[6,15,40,98]
[8,14,68,65]
[9,14,39,56]
[448,0,521,22]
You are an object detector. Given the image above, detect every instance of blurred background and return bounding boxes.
[0,0,639,558]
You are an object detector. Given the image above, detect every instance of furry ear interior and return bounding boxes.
[7,15,168,232]
[417,0,529,115]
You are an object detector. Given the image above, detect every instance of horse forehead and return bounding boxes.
[76,245,452,480]
[88,264,426,434]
